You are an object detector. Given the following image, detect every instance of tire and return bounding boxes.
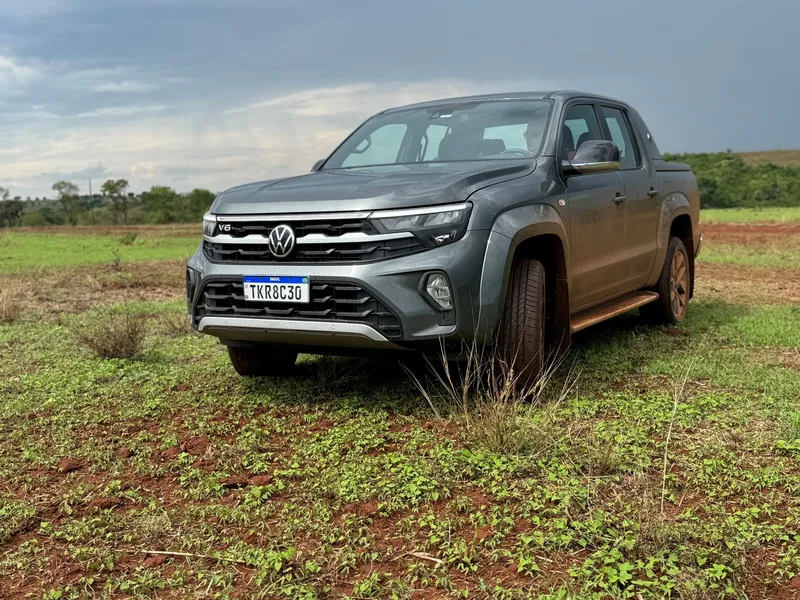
[500,258,547,391]
[640,236,691,324]
[227,345,298,377]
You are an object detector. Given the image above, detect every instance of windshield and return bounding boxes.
[322,99,552,170]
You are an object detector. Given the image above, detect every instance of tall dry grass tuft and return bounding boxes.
[406,338,578,456]
[75,312,147,359]
[0,285,24,324]
[158,312,194,336]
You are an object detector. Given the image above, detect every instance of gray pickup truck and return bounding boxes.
[187,91,701,386]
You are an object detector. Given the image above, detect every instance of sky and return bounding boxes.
[2,0,799,199]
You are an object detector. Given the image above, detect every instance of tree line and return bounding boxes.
[2,152,800,226]
[0,181,216,227]
[662,151,800,208]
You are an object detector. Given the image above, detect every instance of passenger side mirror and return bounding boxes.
[311,159,324,172]
[562,140,620,175]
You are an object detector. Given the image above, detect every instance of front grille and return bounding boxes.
[204,216,428,264]
[217,218,375,239]
[204,236,425,264]
[194,280,403,340]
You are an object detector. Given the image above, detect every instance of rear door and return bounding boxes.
[599,104,660,288]
[562,102,628,309]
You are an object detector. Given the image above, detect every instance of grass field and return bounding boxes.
[739,149,800,168]
[1,213,799,599]
[0,228,199,275]
[701,207,800,224]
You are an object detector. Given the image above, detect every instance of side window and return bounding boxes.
[341,124,407,167]
[561,104,603,160]
[421,124,448,161]
[601,107,640,169]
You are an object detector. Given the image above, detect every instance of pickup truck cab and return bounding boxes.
[187,91,701,386]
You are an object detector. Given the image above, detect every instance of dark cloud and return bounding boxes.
[2,0,799,196]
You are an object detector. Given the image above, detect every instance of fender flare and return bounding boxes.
[647,192,692,284]
[475,203,569,340]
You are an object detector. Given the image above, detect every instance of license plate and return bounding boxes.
[242,276,310,303]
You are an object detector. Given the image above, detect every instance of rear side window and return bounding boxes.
[341,124,408,167]
[601,107,640,169]
[561,105,603,160]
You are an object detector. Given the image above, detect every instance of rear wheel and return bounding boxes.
[500,258,546,391]
[641,236,691,324]
[227,345,298,377]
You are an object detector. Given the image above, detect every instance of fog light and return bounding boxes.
[425,273,452,310]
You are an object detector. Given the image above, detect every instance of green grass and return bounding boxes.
[700,206,800,223]
[0,232,199,274]
[2,228,800,597]
[2,296,800,597]
[699,240,800,268]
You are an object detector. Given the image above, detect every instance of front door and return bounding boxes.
[600,105,660,289]
[562,103,629,309]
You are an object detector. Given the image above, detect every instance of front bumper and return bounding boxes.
[186,228,491,351]
[197,316,402,349]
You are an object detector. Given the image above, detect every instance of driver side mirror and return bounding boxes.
[311,159,324,172]
[562,140,620,175]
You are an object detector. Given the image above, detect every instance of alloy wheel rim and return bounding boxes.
[669,250,689,320]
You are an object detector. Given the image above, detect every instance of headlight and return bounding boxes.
[369,202,472,247]
[202,213,217,237]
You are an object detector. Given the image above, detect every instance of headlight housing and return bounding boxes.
[202,213,217,237]
[369,202,472,247]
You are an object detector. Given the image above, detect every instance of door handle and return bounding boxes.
[613,193,627,204]
[647,187,659,198]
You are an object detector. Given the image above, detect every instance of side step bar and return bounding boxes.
[570,292,659,334]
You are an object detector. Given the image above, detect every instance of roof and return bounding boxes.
[380,90,627,114]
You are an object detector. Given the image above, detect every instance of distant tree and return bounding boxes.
[0,199,24,227]
[0,186,8,201]
[85,195,104,225]
[664,151,800,209]
[101,179,130,224]
[52,181,81,226]
[141,185,183,223]
[40,203,63,225]
[185,189,216,220]
[21,212,47,227]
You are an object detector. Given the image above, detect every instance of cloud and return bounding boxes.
[92,80,159,93]
[4,79,522,197]
[0,54,42,94]
[224,81,516,118]
[0,0,77,20]
[41,161,111,184]
[71,104,169,118]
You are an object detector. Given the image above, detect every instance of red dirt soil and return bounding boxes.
[702,222,800,236]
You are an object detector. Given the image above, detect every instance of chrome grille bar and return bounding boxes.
[204,232,414,245]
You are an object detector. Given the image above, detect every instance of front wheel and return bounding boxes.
[227,345,298,377]
[500,258,546,391]
[641,236,691,324]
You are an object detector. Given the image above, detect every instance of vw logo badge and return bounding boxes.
[267,224,296,258]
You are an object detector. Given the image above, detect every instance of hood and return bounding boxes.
[212,161,536,215]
